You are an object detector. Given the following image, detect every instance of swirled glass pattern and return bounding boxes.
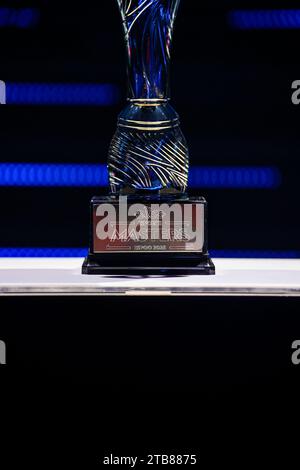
[109,0,189,194]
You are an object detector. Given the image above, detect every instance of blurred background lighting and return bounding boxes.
[0,8,40,29]
[0,163,281,189]
[6,83,120,106]
[229,9,300,30]
[0,248,298,259]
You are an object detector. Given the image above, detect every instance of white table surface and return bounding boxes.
[0,258,300,296]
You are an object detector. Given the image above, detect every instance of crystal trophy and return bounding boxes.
[82,0,215,275]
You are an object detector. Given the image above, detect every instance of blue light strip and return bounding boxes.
[0,8,40,28]
[211,250,300,259]
[6,83,120,106]
[188,166,280,189]
[0,163,109,187]
[0,163,281,189]
[229,10,300,30]
[0,248,87,258]
[0,248,298,259]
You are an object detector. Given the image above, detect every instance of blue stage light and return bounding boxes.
[188,166,280,189]
[0,163,109,187]
[0,248,87,258]
[0,8,40,28]
[211,250,300,259]
[0,163,281,189]
[229,10,300,30]
[0,248,298,259]
[6,83,120,106]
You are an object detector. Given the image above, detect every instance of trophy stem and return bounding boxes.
[123,1,179,99]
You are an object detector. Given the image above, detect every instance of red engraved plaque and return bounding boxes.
[92,198,205,254]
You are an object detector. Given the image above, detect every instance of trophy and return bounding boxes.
[82,0,215,275]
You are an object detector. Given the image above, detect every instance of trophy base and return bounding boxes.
[82,195,215,276]
[82,254,215,276]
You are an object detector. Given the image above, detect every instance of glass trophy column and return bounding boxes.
[82,0,215,275]
[109,0,188,195]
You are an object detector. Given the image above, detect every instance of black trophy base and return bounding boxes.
[82,194,215,276]
[82,254,215,276]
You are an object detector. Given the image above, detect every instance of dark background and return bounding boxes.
[1,295,300,466]
[0,0,299,255]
